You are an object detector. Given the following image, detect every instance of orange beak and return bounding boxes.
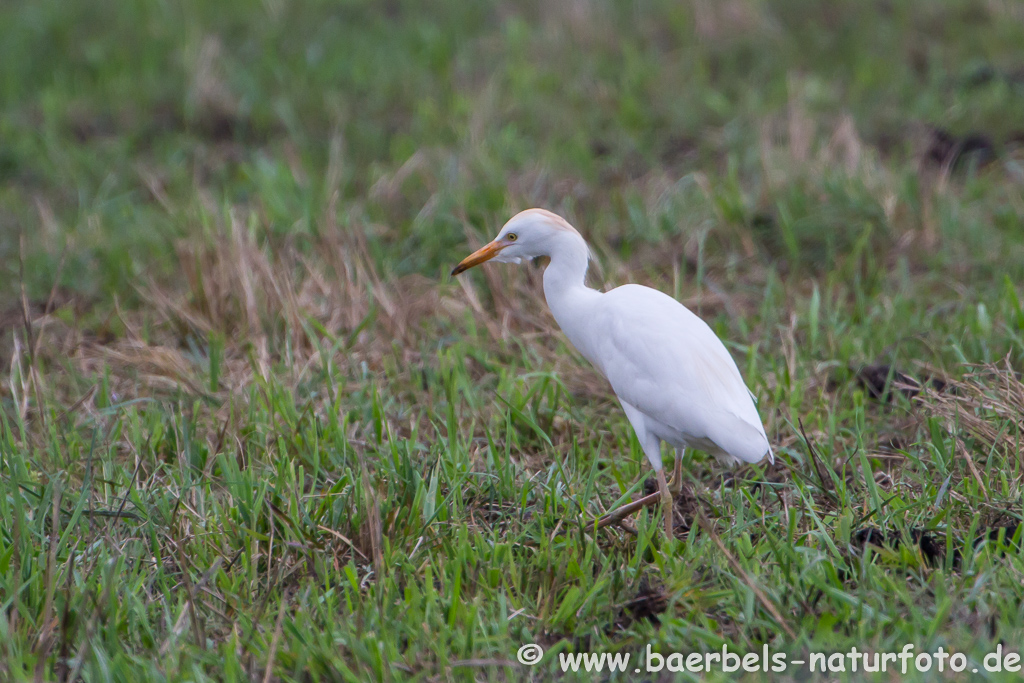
[450,241,504,276]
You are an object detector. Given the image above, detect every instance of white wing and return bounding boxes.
[584,284,770,463]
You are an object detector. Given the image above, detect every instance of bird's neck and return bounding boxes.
[542,233,600,343]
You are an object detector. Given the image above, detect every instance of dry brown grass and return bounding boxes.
[922,359,1024,467]
[0,201,620,470]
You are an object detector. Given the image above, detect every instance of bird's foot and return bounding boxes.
[595,470,677,537]
[594,490,662,530]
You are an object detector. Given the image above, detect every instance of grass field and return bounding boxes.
[3,0,1024,680]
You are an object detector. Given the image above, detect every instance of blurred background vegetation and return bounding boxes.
[2,0,1024,680]
[3,0,1023,300]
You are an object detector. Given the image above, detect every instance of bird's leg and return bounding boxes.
[595,470,677,534]
[595,490,662,529]
[668,448,685,494]
[657,468,673,537]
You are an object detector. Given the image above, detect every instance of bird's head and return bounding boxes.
[451,208,583,276]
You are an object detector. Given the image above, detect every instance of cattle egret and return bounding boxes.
[451,209,772,536]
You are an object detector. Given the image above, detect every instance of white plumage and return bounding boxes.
[585,285,771,466]
[452,208,772,535]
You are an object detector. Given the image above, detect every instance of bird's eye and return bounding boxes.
[507,233,517,242]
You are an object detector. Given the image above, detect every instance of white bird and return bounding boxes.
[451,208,772,536]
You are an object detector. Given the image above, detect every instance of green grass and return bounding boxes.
[3,0,1024,680]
